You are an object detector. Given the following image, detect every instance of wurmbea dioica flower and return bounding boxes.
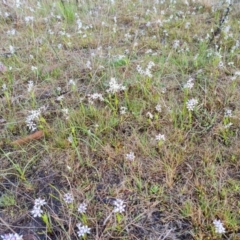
[136,61,155,78]
[155,134,166,142]
[26,108,41,132]
[113,199,126,213]
[186,98,198,111]
[120,106,127,115]
[1,233,23,240]
[106,78,126,94]
[31,206,43,218]
[31,198,46,218]
[77,202,88,214]
[213,219,226,234]
[125,152,135,161]
[155,104,162,113]
[76,223,91,237]
[183,78,194,90]
[63,193,74,204]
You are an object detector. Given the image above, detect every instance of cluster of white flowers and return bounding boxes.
[146,111,153,119]
[173,40,180,49]
[31,198,46,218]
[86,60,92,70]
[2,83,7,91]
[106,78,126,94]
[224,108,232,117]
[76,223,91,238]
[155,134,166,141]
[27,80,34,93]
[7,29,16,35]
[87,93,104,104]
[136,61,155,78]
[26,108,42,132]
[183,78,194,90]
[155,104,162,113]
[218,61,224,69]
[9,45,15,54]
[231,71,240,81]
[213,219,226,234]
[56,95,64,102]
[62,108,69,120]
[67,135,73,143]
[68,79,76,87]
[125,152,135,161]
[25,16,34,23]
[120,106,127,115]
[1,233,23,240]
[224,122,233,129]
[113,199,126,213]
[31,66,37,72]
[186,98,198,111]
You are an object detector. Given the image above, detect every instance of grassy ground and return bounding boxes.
[0,0,240,239]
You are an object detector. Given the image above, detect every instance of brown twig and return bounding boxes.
[11,130,44,146]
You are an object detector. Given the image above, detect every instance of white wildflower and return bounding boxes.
[86,60,92,70]
[26,108,42,132]
[56,95,64,102]
[137,62,155,78]
[146,112,153,119]
[31,66,37,71]
[62,108,69,120]
[173,40,180,49]
[31,205,43,218]
[120,106,127,115]
[87,93,104,104]
[136,65,145,75]
[106,78,126,94]
[63,193,74,204]
[145,68,153,78]
[186,98,198,111]
[183,78,194,90]
[34,198,46,207]
[68,79,76,86]
[234,71,240,76]
[77,203,88,214]
[224,109,232,117]
[76,223,91,237]
[218,61,224,68]
[147,61,155,69]
[213,219,226,234]
[27,81,34,92]
[155,104,162,113]
[156,134,166,141]
[7,29,16,35]
[67,135,73,143]
[125,152,135,161]
[145,49,153,54]
[224,122,233,129]
[25,16,34,23]
[9,45,15,54]
[185,22,190,29]
[113,199,126,213]
[2,84,7,91]
[56,87,61,93]
[1,233,23,240]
